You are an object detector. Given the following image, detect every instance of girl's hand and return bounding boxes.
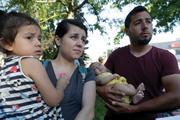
[56,73,69,91]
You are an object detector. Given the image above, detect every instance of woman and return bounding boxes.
[44,19,96,120]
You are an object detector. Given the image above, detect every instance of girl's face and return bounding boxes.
[6,25,42,58]
[56,24,86,61]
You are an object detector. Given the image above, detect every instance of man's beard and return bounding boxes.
[136,38,151,45]
[130,36,152,46]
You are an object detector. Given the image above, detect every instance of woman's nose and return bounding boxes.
[77,39,84,47]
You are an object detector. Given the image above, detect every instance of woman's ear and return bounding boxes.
[54,35,61,46]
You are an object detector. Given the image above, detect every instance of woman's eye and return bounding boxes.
[71,35,78,40]
[82,38,87,44]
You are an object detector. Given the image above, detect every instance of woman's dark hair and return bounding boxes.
[55,19,88,37]
[0,11,40,53]
[125,6,151,29]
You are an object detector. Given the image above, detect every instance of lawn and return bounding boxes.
[94,95,107,120]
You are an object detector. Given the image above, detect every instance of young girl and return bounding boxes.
[0,12,67,119]
[44,19,96,120]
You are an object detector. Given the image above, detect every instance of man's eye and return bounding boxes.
[135,21,141,25]
[147,20,152,24]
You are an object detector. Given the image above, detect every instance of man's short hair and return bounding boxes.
[0,10,6,16]
[125,6,151,28]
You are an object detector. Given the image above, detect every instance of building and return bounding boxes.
[151,38,180,62]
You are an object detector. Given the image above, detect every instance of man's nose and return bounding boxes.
[142,21,148,29]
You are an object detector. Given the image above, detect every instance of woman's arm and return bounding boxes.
[75,81,96,120]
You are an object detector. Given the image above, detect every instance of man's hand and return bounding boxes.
[105,101,137,113]
[97,83,139,114]
[97,84,125,104]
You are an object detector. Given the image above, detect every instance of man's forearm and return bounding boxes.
[135,92,180,113]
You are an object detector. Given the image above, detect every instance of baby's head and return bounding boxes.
[0,11,42,57]
[89,62,107,75]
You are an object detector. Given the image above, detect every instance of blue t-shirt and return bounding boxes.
[44,61,96,120]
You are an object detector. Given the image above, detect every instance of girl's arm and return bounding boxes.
[75,81,96,120]
[21,57,67,106]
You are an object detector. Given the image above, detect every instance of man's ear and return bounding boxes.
[125,28,130,36]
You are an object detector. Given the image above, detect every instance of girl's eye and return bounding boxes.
[26,36,33,40]
[38,36,41,42]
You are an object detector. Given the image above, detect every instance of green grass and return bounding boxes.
[94,95,107,120]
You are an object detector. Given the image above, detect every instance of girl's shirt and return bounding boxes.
[0,56,63,120]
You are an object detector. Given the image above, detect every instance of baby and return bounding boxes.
[90,62,145,104]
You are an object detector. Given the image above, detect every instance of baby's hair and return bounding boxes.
[89,62,98,70]
[0,11,40,53]
[89,62,110,75]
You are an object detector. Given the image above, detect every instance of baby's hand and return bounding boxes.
[133,83,145,104]
[112,73,120,79]
[112,83,136,96]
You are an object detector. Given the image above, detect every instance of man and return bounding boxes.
[97,6,180,120]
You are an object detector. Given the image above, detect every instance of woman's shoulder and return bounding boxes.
[80,66,96,82]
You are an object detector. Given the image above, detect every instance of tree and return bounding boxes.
[0,0,180,58]
[119,0,180,33]
[1,0,90,59]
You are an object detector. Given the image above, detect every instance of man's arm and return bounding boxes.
[104,74,180,113]
[136,74,180,112]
